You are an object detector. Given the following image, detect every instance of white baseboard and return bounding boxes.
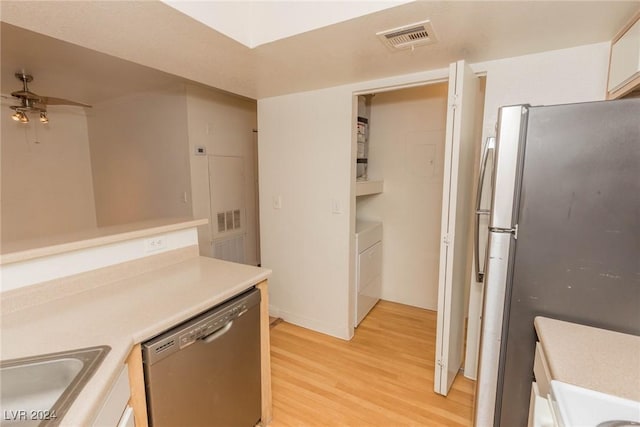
[269,304,352,340]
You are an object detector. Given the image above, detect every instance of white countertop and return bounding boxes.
[535,316,640,402]
[1,255,271,426]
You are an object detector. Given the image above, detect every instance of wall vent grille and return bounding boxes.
[217,209,243,233]
[377,20,437,50]
[213,234,245,264]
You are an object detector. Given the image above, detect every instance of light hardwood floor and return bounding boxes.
[269,300,475,427]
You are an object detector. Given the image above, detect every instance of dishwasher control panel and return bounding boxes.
[177,302,250,348]
[142,288,260,365]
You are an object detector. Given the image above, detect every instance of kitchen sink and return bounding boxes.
[549,380,640,427]
[1,346,110,426]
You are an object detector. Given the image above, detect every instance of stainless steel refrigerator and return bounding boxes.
[474,99,640,427]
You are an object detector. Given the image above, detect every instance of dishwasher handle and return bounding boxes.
[201,321,233,344]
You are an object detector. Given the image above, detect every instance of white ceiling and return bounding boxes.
[162,0,412,48]
[1,1,638,101]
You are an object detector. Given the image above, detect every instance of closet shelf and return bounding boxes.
[356,180,384,197]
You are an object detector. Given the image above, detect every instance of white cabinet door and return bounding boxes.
[117,406,135,427]
[92,367,131,427]
[608,17,640,92]
[434,60,479,395]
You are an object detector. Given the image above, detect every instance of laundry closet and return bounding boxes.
[354,83,450,319]
[352,65,486,395]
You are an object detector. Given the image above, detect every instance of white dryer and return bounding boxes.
[355,220,383,327]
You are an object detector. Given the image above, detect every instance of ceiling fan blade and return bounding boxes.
[40,96,92,108]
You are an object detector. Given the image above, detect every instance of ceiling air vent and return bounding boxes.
[377,20,437,51]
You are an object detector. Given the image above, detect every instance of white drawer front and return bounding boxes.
[534,342,552,397]
[528,382,555,427]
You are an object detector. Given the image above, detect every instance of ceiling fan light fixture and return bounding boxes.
[11,110,29,123]
[9,72,92,125]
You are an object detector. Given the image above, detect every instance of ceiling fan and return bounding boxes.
[8,72,92,123]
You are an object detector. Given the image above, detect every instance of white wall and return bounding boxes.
[475,42,610,140]
[258,42,611,341]
[1,103,97,242]
[185,85,259,265]
[356,83,449,310]
[87,85,192,226]
[258,86,355,339]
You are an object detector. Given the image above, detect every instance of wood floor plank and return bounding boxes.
[269,300,475,426]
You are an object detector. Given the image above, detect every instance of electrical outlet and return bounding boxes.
[145,236,167,253]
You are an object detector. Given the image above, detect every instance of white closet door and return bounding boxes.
[209,155,246,238]
[434,60,479,395]
[208,155,247,263]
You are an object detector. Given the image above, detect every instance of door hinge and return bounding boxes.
[443,234,450,246]
[436,359,446,368]
[449,94,458,110]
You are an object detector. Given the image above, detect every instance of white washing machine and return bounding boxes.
[355,220,383,327]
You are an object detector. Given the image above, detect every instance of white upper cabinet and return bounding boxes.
[608,12,640,99]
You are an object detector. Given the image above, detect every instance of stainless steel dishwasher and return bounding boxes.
[142,288,261,427]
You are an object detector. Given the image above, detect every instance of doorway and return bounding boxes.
[356,83,449,311]
[352,65,486,395]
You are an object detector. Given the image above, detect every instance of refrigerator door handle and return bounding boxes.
[474,137,495,282]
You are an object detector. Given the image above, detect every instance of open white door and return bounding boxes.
[434,60,479,395]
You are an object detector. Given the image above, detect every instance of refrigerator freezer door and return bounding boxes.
[465,136,497,380]
[473,231,513,427]
[490,105,528,230]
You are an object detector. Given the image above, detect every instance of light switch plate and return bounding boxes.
[273,195,282,209]
[331,199,342,214]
